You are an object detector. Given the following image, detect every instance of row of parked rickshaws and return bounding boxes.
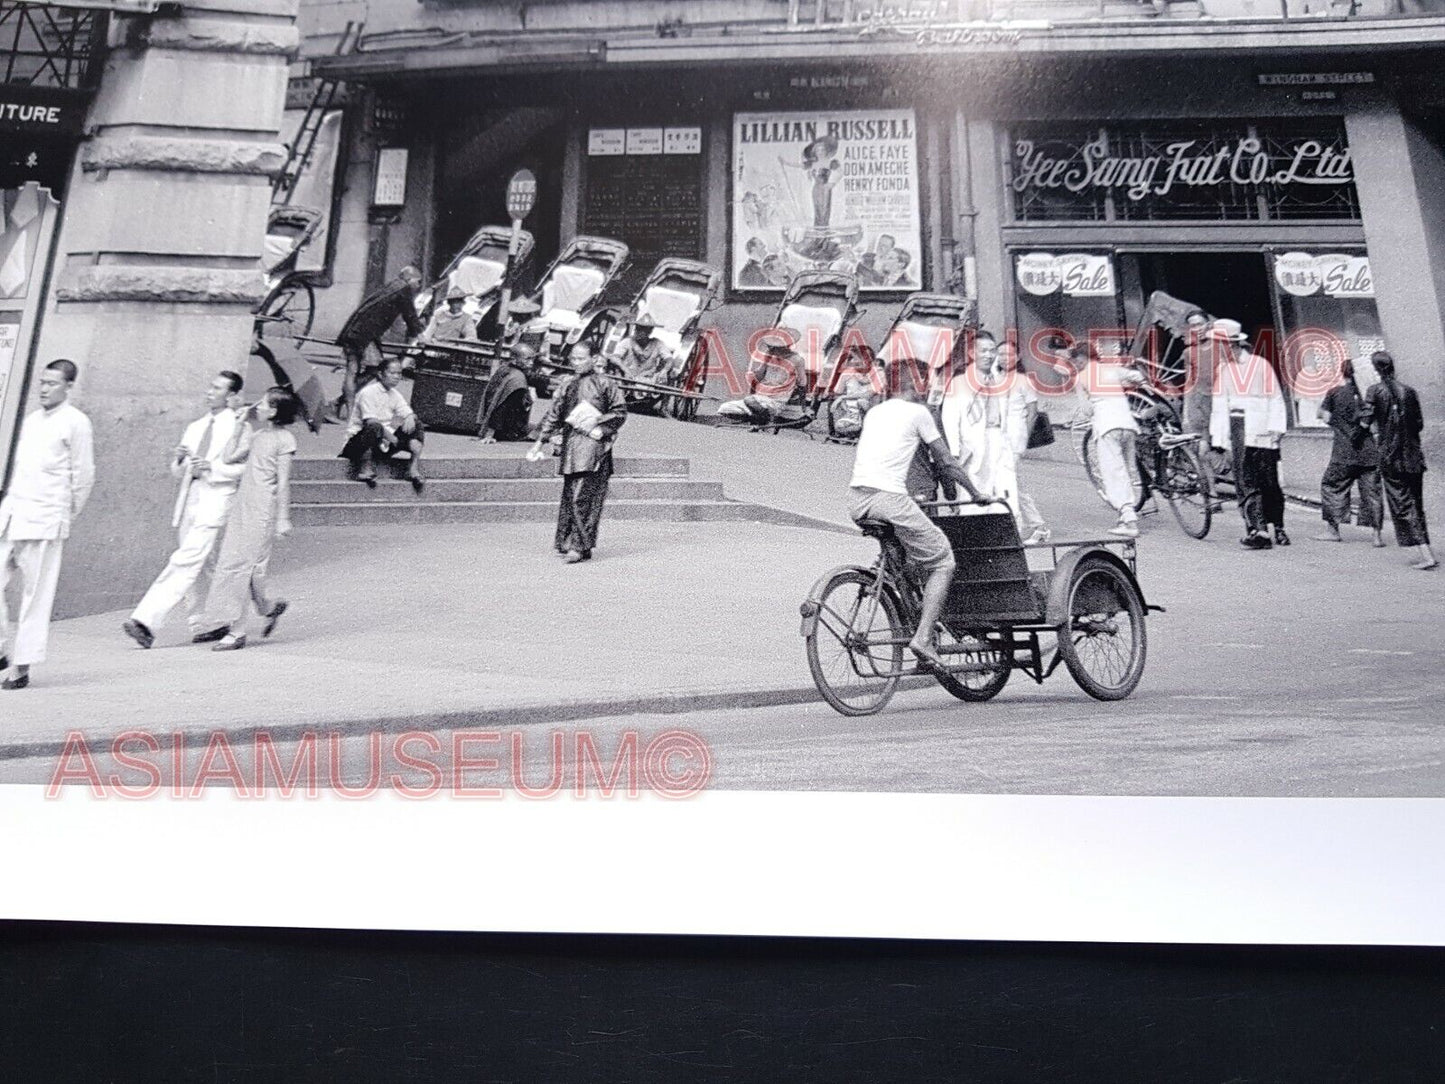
[256,214,980,438]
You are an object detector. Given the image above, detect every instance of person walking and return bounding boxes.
[1364,351,1437,570]
[193,387,300,651]
[1077,340,1144,538]
[123,371,248,649]
[0,359,95,690]
[938,329,996,505]
[333,266,425,422]
[526,342,628,563]
[1312,357,1384,547]
[1208,319,1288,549]
[994,341,1050,544]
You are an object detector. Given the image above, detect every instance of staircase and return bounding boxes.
[290,453,834,529]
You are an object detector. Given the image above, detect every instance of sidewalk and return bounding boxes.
[0,519,877,756]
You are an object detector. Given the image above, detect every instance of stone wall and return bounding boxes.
[33,0,297,617]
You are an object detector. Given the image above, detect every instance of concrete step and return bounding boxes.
[292,477,727,504]
[290,454,690,482]
[290,498,822,528]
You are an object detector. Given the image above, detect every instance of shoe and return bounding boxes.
[122,619,154,649]
[408,472,425,493]
[1108,520,1139,538]
[2,673,29,690]
[580,551,592,561]
[191,626,228,644]
[1372,535,1387,549]
[356,470,377,488]
[563,550,584,564]
[1273,528,1291,547]
[0,654,7,672]
[909,642,944,673]
[262,601,288,639]
[212,634,247,652]
[1414,559,1440,571]
[1241,533,1272,550]
[1024,527,1051,545]
[1311,530,1343,543]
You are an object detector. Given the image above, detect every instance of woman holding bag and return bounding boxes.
[527,342,629,563]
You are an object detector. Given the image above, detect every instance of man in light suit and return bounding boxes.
[123,371,246,649]
[1209,319,1289,549]
[0,359,95,689]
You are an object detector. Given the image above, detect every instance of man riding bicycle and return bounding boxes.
[849,355,984,672]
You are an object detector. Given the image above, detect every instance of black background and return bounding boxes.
[1,923,1441,1081]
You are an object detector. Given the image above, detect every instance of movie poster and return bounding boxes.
[732,108,922,292]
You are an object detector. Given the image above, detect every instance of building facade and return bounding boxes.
[295,0,1445,517]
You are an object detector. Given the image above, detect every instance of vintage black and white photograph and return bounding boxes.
[0,0,1442,947]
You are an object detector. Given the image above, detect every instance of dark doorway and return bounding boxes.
[1124,250,1278,362]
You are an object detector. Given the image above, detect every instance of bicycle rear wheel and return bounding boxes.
[804,569,905,716]
[1160,442,1213,540]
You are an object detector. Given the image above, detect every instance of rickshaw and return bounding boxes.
[518,235,631,391]
[413,224,537,341]
[717,269,861,435]
[823,292,978,443]
[255,205,323,340]
[800,500,1156,716]
[597,257,723,421]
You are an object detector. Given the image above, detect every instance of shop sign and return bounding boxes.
[664,128,701,155]
[1011,131,1353,203]
[371,147,408,207]
[1016,252,1115,298]
[587,129,625,156]
[1274,252,1373,299]
[0,94,86,136]
[625,128,663,156]
[731,108,922,293]
[1257,72,1374,86]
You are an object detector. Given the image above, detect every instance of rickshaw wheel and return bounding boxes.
[805,569,904,717]
[1057,557,1147,701]
[931,625,1010,702]
[671,339,707,421]
[1160,442,1213,540]
[258,277,315,339]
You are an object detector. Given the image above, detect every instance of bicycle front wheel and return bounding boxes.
[1161,442,1214,540]
[804,569,905,716]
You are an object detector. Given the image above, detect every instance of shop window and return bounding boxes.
[1270,250,1382,427]
[1011,251,1121,390]
[1008,120,1359,224]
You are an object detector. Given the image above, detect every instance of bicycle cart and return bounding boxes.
[800,501,1157,716]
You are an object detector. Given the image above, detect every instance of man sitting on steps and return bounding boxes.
[338,357,426,491]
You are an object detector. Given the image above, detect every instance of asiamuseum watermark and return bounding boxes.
[46,728,713,800]
[681,323,1367,401]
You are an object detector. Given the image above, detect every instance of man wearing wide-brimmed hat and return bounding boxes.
[1208,318,1289,549]
[423,283,478,344]
[717,327,809,425]
[609,312,668,384]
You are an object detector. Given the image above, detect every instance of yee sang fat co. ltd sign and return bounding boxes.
[1009,122,1360,223]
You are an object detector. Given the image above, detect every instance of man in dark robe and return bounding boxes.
[1365,351,1437,570]
[335,266,425,422]
[526,342,628,563]
[478,342,537,443]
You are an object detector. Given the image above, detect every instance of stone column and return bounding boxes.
[34,0,295,617]
[1341,105,1445,532]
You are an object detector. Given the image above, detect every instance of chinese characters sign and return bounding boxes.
[1015,253,1116,298]
[1273,252,1373,299]
[732,109,922,292]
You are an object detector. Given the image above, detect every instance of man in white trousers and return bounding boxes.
[0,359,95,690]
[1077,340,1145,538]
[122,371,246,649]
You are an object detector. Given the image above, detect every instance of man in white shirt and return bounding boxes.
[122,371,246,649]
[0,359,96,690]
[1209,318,1289,549]
[849,355,982,671]
[1077,339,1146,538]
[339,357,426,489]
[938,329,997,502]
